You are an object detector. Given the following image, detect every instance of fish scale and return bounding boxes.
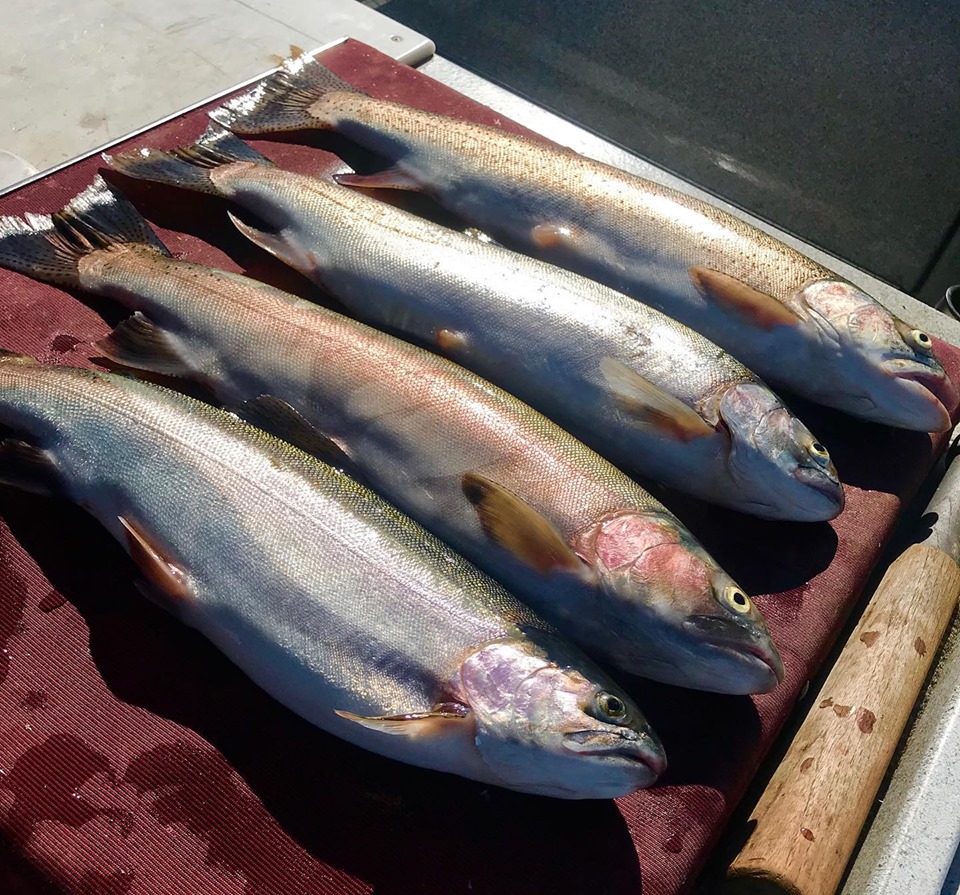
[0,175,784,694]
[209,52,957,433]
[0,356,666,798]
[107,130,842,521]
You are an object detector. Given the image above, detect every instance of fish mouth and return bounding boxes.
[882,359,957,432]
[792,466,845,516]
[562,730,667,778]
[684,616,785,693]
[704,641,785,692]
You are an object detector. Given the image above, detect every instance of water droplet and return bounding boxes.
[38,591,67,612]
[3,735,116,844]
[662,832,683,853]
[0,568,28,687]
[50,334,84,354]
[82,868,136,895]
[20,690,47,710]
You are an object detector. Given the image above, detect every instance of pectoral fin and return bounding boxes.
[335,703,470,738]
[690,267,801,330]
[118,515,194,605]
[461,472,591,579]
[233,395,356,475]
[0,440,62,495]
[600,357,715,442]
[333,168,423,191]
[94,313,192,377]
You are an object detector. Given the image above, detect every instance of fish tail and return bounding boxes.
[105,125,273,195]
[210,52,361,134]
[0,175,169,287]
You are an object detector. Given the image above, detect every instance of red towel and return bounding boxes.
[0,39,956,895]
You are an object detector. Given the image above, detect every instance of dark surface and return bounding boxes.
[372,0,960,298]
[1,40,960,895]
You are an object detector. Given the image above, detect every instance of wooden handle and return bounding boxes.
[724,542,960,895]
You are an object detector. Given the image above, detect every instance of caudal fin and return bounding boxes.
[105,125,273,196]
[210,52,361,135]
[0,176,169,287]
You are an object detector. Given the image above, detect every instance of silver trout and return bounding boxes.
[105,128,844,523]
[209,53,957,433]
[0,353,666,797]
[0,176,783,694]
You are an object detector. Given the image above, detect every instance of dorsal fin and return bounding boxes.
[334,168,423,191]
[233,395,356,476]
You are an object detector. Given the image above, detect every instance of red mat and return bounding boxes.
[0,40,957,895]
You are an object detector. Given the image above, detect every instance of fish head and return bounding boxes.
[717,382,844,521]
[797,280,958,431]
[460,636,665,798]
[572,510,783,694]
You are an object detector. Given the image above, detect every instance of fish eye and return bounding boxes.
[808,441,831,463]
[722,586,752,614]
[908,329,934,355]
[894,319,935,355]
[895,319,935,355]
[596,692,627,721]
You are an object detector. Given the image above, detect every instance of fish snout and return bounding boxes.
[792,461,844,514]
[683,614,785,692]
[562,727,667,780]
[882,357,958,432]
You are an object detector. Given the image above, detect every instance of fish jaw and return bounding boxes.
[680,615,785,694]
[874,357,956,432]
[460,637,665,798]
[717,383,844,521]
[562,727,668,779]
